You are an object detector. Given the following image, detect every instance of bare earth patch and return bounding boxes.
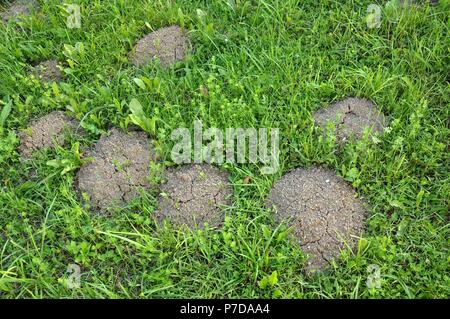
[155,164,232,229]
[314,97,387,143]
[18,111,78,158]
[267,167,367,273]
[128,25,188,68]
[1,0,39,23]
[76,128,155,211]
[32,59,62,82]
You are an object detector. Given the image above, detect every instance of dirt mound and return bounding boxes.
[76,128,156,211]
[18,111,78,158]
[1,0,39,23]
[155,164,232,229]
[129,25,188,68]
[32,60,62,82]
[314,97,386,143]
[267,167,367,273]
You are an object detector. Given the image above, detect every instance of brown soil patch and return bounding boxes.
[267,167,367,273]
[314,97,387,143]
[76,128,156,211]
[18,111,78,158]
[128,25,188,68]
[155,164,232,229]
[1,0,39,23]
[32,59,62,82]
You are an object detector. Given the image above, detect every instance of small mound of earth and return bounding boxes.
[267,167,367,273]
[129,25,188,68]
[1,0,39,23]
[18,111,78,158]
[313,97,387,143]
[155,164,232,229]
[32,60,62,82]
[76,128,156,211]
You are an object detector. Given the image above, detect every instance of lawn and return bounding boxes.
[0,0,449,298]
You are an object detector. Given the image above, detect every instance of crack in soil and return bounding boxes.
[267,166,367,273]
[75,128,154,211]
[155,164,232,229]
[313,97,387,143]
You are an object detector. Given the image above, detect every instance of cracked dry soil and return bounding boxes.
[76,128,156,211]
[18,111,79,158]
[314,97,387,143]
[267,167,367,273]
[128,25,188,68]
[155,164,233,229]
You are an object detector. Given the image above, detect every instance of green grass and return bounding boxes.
[0,0,449,298]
